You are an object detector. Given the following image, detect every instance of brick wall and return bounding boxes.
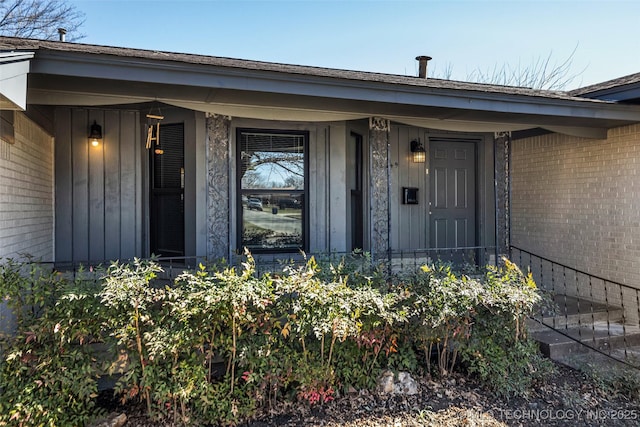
[511,124,640,295]
[0,112,54,259]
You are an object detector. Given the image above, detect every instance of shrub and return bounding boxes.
[406,263,482,377]
[0,254,548,425]
[0,261,105,426]
[100,258,166,417]
[460,259,554,397]
[0,257,63,331]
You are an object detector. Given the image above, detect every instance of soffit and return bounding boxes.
[26,74,638,136]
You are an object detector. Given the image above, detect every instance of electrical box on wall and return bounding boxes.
[403,187,418,204]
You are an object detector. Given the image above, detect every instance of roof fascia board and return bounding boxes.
[0,51,32,110]
[0,51,34,63]
[29,50,640,123]
[579,85,640,102]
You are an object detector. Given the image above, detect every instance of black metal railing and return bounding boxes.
[234,246,497,276]
[510,245,640,368]
[19,246,497,281]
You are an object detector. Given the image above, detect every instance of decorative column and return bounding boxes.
[206,113,231,260]
[369,117,391,262]
[494,131,511,263]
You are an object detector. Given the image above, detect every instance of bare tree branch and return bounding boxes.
[433,45,585,91]
[0,0,85,40]
[251,153,303,178]
[429,61,455,80]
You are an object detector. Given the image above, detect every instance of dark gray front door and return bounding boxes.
[150,123,185,257]
[429,139,477,250]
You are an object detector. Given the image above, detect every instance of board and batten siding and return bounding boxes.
[312,123,349,253]
[55,108,142,263]
[389,127,495,253]
[0,112,54,259]
[389,126,428,250]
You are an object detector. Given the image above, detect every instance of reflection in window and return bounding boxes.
[238,130,307,251]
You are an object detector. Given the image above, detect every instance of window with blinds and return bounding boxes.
[237,129,307,251]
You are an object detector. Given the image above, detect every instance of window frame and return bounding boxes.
[236,127,309,253]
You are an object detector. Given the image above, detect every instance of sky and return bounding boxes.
[69,0,640,90]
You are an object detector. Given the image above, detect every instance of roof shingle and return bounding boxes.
[0,36,609,104]
[570,72,640,96]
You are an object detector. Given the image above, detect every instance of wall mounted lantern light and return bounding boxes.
[89,120,102,147]
[410,138,426,163]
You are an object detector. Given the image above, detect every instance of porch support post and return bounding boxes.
[494,131,511,264]
[206,113,231,261]
[368,117,391,263]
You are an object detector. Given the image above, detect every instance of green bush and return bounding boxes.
[406,263,482,377]
[0,253,548,425]
[0,261,105,426]
[460,259,554,397]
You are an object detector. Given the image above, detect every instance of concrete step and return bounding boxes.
[555,346,640,380]
[528,295,624,332]
[527,308,624,332]
[531,321,640,360]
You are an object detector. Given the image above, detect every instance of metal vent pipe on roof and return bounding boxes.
[58,28,66,42]
[416,55,432,79]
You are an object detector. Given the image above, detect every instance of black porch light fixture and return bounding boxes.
[88,120,102,147]
[410,138,426,163]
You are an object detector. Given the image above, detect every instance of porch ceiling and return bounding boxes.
[19,46,640,137]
